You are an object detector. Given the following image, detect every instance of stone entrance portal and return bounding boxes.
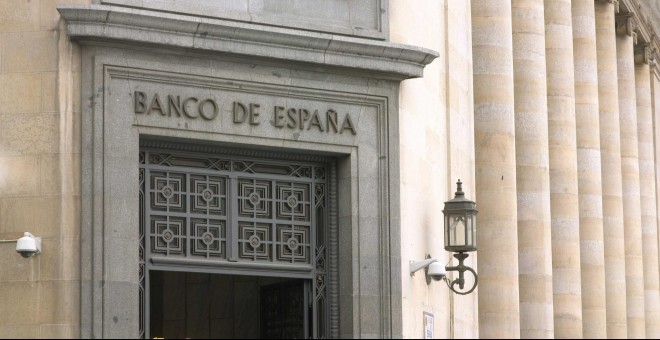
[139,144,335,338]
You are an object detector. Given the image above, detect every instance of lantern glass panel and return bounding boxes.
[449,214,466,247]
[466,214,472,247]
[445,214,450,249]
[470,214,476,249]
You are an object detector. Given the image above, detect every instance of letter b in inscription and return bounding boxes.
[134,91,147,113]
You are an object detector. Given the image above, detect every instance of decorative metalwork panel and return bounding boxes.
[139,146,333,339]
[138,165,145,340]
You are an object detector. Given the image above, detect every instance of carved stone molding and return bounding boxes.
[616,12,636,37]
[57,4,438,80]
[650,46,660,79]
[635,42,652,64]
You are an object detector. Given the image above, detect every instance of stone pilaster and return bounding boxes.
[512,0,553,337]
[594,1,628,337]
[615,11,646,338]
[545,0,583,337]
[572,0,608,337]
[635,43,660,339]
[471,1,521,338]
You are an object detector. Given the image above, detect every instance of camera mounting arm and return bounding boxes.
[409,258,439,275]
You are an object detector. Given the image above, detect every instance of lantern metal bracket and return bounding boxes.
[444,252,478,295]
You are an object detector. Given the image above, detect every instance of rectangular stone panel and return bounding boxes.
[99,0,387,40]
[106,67,381,148]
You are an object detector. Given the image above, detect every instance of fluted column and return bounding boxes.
[635,44,660,338]
[594,1,628,337]
[615,12,646,338]
[512,0,553,337]
[471,1,521,338]
[545,0,583,337]
[572,0,608,337]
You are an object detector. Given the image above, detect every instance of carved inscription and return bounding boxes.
[134,91,357,135]
[270,106,356,134]
[134,91,219,120]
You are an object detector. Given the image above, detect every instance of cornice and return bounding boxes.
[57,4,438,80]
[620,0,653,44]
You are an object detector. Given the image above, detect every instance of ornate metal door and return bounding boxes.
[139,144,334,339]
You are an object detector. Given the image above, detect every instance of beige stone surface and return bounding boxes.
[512,0,554,338]
[0,0,87,338]
[616,29,646,339]
[0,243,38,282]
[0,156,40,197]
[545,0,583,338]
[472,1,521,338]
[38,280,80,324]
[0,114,60,156]
[446,1,478,337]
[654,73,660,322]
[0,196,80,239]
[0,73,42,114]
[40,0,77,31]
[635,62,660,338]
[390,0,455,338]
[1,30,58,72]
[572,0,608,337]
[0,324,40,339]
[0,0,40,33]
[39,154,81,196]
[41,71,59,113]
[595,2,628,337]
[39,324,80,339]
[0,281,39,325]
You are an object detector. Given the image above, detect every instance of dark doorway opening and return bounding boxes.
[149,271,308,339]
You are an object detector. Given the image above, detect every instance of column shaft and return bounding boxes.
[572,0,608,337]
[594,2,628,337]
[615,14,646,338]
[512,0,553,337]
[471,1,521,337]
[635,57,660,338]
[545,0,583,337]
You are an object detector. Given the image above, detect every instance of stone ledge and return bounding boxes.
[57,4,438,80]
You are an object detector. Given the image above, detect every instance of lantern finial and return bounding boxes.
[455,179,464,198]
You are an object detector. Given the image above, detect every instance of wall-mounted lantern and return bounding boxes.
[409,180,478,295]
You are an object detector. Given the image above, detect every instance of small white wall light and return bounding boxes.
[0,232,42,258]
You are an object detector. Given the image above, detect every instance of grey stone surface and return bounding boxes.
[68,2,431,334]
[98,0,389,40]
[58,4,437,80]
[103,281,139,338]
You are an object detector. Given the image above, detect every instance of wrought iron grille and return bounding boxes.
[139,147,333,339]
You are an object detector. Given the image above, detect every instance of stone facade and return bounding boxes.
[0,0,660,339]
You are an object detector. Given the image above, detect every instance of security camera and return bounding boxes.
[428,262,446,281]
[16,232,41,258]
[409,257,447,282]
